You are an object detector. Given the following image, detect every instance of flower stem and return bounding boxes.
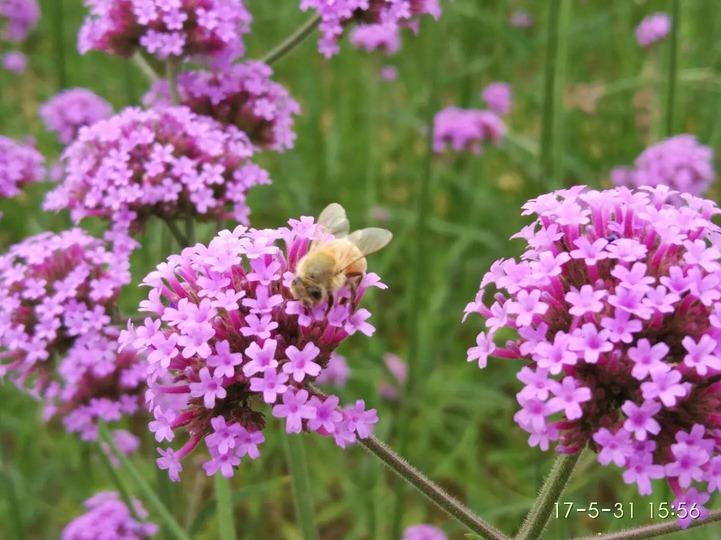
[214,474,236,540]
[515,452,581,540]
[132,53,160,83]
[261,14,322,65]
[359,434,509,540]
[166,59,180,106]
[99,424,191,540]
[96,442,143,522]
[50,0,67,89]
[162,217,189,247]
[665,0,680,136]
[539,0,572,190]
[282,433,320,540]
[0,454,25,540]
[572,509,721,539]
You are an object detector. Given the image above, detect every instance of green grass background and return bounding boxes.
[2,0,721,538]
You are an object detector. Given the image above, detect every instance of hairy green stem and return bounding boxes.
[99,424,191,540]
[261,14,322,65]
[573,509,721,539]
[214,474,237,540]
[132,53,160,83]
[282,433,320,540]
[539,0,572,190]
[166,59,180,105]
[665,0,680,136]
[96,442,142,522]
[515,452,581,540]
[360,435,509,540]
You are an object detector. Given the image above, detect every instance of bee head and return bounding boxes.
[291,277,326,308]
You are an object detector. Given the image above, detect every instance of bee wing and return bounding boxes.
[346,228,393,258]
[317,203,350,238]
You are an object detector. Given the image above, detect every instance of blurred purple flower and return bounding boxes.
[78,0,251,65]
[0,135,44,199]
[379,352,407,400]
[464,185,721,522]
[611,134,714,196]
[128,215,384,480]
[481,82,512,116]
[61,491,157,540]
[379,65,398,82]
[316,352,351,387]
[44,106,269,229]
[433,107,505,154]
[0,0,39,42]
[402,524,447,540]
[143,62,300,152]
[40,88,113,144]
[509,10,533,28]
[2,50,26,73]
[350,23,400,55]
[636,13,671,48]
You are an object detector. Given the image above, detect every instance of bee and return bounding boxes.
[291,203,393,308]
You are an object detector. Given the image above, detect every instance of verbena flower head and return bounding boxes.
[350,23,400,55]
[481,82,512,116]
[61,491,158,540]
[40,88,114,145]
[127,217,384,480]
[379,352,407,400]
[78,0,251,64]
[315,351,351,387]
[402,524,448,540]
[0,135,44,199]
[611,135,715,197]
[0,228,133,397]
[44,106,269,228]
[300,0,440,58]
[433,107,505,154]
[2,50,26,72]
[636,12,671,48]
[143,62,300,152]
[464,185,721,525]
[0,0,39,42]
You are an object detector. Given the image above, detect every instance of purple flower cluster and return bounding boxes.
[402,524,447,540]
[0,135,44,199]
[0,228,132,397]
[350,23,400,55]
[40,88,114,145]
[143,62,300,152]
[61,491,158,540]
[44,106,269,228]
[481,82,512,116]
[464,185,721,526]
[299,0,441,57]
[611,135,715,197]
[78,0,251,64]
[636,12,671,48]
[2,49,24,72]
[433,107,506,154]
[125,216,383,481]
[0,0,39,42]
[379,352,407,400]
[315,351,351,387]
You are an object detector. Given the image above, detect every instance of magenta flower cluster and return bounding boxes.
[0,228,132,396]
[402,524,447,540]
[40,88,114,145]
[44,106,270,228]
[2,49,25,72]
[78,0,251,64]
[433,107,506,154]
[350,23,400,55]
[636,12,671,48]
[61,491,158,540]
[481,82,512,116]
[464,185,721,526]
[0,134,44,200]
[144,61,300,152]
[300,0,441,57]
[611,134,715,197]
[0,0,39,42]
[125,216,383,481]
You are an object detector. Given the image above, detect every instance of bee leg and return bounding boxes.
[346,273,364,304]
[326,292,335,314]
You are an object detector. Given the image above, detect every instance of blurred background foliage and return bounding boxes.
[1,0,721,538]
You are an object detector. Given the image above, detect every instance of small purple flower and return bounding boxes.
[40,88,113,144]
[433,107,506,154]
[481,82,512,116]
[622,400,661,440]
[2,50,26,73]
[0,135,44,199]
[61,491,157,540]
[282,343,322,382]
[402,524,447,540]
[272,388,316,433]
[509,10,533,28]
[0,0,40,42]
[636,12,671,48]
[315,352,351,387]
[350,23,400,55]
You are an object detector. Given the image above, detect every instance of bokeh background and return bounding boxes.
[1,0,721,538]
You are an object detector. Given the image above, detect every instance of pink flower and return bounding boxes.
[622,400,661,440]
[61,491,157,539]
[481,82,512,116]
[272,389,316,434]
[282,343,322,382]
[636,13,671,48]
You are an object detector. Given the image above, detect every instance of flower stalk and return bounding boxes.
[665,0,680,136]
[261,14,322,65]
[96,443,143,522]
[132,53,160,83]
[572,509,721,539]
[166,59,180,106]
[515,452,582,540]
[283,433,320,540]
[214,474,236,540]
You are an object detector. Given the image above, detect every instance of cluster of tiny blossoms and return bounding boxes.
[125,217,382,481]
[40,88,113,145]
[350,22,400,55]
[78,0,251,64]
[402,524,447,540]
[44,106,269,228]
[636,12,671,48]
[61,491,158,540]
[0,229,142,438]
[611,135,715,197]
[433,107,505,154]
[481,82,512,117]
[465,185,721,526]
[0,134,44,200]
[0,0,39,42]
[300,0,441,57]
[143,62,300,152]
